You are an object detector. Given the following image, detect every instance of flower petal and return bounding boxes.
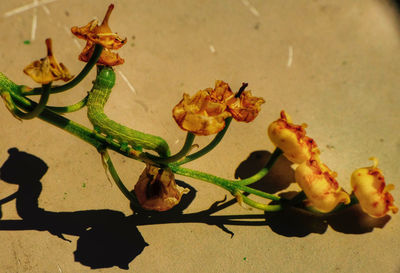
[351,157,398,218]
[78,41,124,66]
[226,90,265,122]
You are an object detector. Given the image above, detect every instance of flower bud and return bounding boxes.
[268,110,318,164]
[295,156,350,213]
[351,158,398,218]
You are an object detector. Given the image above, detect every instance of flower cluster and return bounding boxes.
[268,110,350,213]
[268,110,397,217]
[172,81,265,135]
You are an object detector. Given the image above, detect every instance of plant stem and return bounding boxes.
[177,117,232,165]
[46,95,88,113]
[101,149,140,205]
[13,83,51,119]
[145,132,195,164]
[23,44,103,95]
[169,165,280,201]
[240,193,282,211]
[238,148,283,186]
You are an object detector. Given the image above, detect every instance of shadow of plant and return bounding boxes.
[0,148,392,269]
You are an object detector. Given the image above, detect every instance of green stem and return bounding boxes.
[14,83,51,119]
[23,44,103,95]
[177,117,232,165]
[238,148,283,186]
[236,184,281,201]
[46,94,88,113]
[169,165,280,201]
[145,132,195,164]
[240,193,282,211]
[100,149,140,205]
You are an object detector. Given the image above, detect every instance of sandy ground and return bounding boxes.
[0,0,399,272]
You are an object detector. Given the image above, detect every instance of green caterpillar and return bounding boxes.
[87,66,170,157]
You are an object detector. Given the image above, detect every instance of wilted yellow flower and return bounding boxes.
[23,38,72,84]
[172,81,232,135]
[226,90,265,122]
[295,156,350,213]
[134,164,188,211]
[208,80,235,103]
[351,157,398,218]
[268,110,319,164]
[71,4,126,66]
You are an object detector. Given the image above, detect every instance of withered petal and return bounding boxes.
[79,42,124,66]
[172,89,231,136]
[71,4,127,51]
[227,90,265,122]
[23,38,72,84]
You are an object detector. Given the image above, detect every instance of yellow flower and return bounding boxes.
[268,110,319,164]
[71,4,126,66]
[295,156,350,213]
[226,90,265,123]
[172,81,265,135]
[172,81,232,135]
[134,164,188,211]
[23,38,72,84]
[351,157,398,218]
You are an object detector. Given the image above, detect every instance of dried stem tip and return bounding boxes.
[235,82,248,98]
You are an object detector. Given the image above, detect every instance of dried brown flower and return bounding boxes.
[134,164,188,211]
[23,38,72,84]
[71,4,126,66]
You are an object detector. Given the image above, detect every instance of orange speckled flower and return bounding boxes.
[23,38,72,84]
[295,156,350,213]
[226,90,265,122]
[134,164,188,211]
[173,81,265,135]
[268,110,319,164]
[351,157,398,218]
[71,4,126,66]
[172,81,232,135]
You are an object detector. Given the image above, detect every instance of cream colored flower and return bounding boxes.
[23,38,72,84]
[268,110,319,164]
[134,164,188,211]
[71,4,126,66]
[351,157,398,218]
[172,81,232,135]
[295,156,350,213]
